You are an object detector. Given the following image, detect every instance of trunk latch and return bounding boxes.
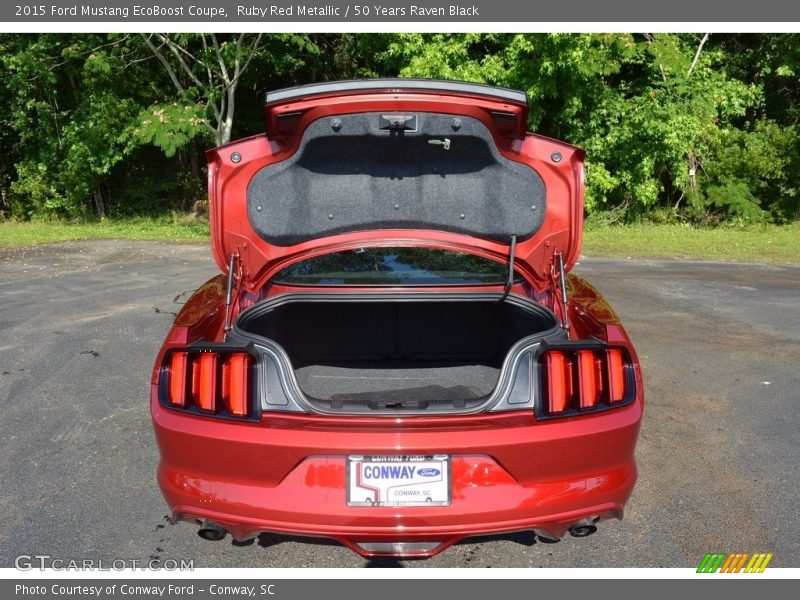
[379,114,417,131]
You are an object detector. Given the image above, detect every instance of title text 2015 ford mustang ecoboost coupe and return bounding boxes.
[150,79,643,558]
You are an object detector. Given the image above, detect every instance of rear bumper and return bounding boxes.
[152,393,641,558]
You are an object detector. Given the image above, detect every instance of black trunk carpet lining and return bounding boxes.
[247,112,546,246]
[294,362,500,403]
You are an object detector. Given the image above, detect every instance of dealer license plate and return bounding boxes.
[346,455,451,507]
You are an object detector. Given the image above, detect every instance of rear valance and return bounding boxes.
[247,113,546,246]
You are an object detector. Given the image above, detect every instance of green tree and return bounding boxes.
[1,34,147,217]
[0,33,324,219]
[1,33,798,222]
[381,33,795,222]
[138,33,321,149]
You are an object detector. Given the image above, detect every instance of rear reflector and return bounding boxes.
[607,349,626,403]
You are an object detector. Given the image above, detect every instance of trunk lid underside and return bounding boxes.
[246,113,546,247]
[207,80,585,292]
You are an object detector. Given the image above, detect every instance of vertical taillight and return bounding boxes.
[222,353,251,417]
[163,350,252,418]
[607,349,626,403]
[197,353,218,411]
[545,351,570,414]
[168,352,188,407]
[191,358,201,401]
[577,350,599,409]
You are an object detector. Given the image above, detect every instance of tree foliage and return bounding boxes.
[385,33,799,223]
[0,33,798,223]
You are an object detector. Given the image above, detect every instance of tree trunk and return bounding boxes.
[189,149,201,182]
[687,153,698,194]
[687,34,710,77]
[93,186,106,219]
[219,85,236,146]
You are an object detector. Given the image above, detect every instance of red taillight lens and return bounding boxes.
[540,346,631,417]
[222,353,251,417]
[196,353,218,411]
[607,349,626,403]
[163,349,253,418]
[577,350,599,409]
[168,352,188,407]
[191,358,201,400]
[545,351,571,414]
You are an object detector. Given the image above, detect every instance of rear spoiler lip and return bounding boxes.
[264,78,528,107]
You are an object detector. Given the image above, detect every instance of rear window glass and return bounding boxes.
[273,248,514,286]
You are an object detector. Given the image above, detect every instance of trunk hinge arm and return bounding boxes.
[503,235,517,296]
[556,252,570,335]
[222,252,240,341]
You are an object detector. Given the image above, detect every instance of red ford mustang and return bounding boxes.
[150,79,643,558]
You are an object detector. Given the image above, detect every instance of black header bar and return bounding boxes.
[3,0,800,23]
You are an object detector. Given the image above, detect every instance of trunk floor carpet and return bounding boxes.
[295,362,500,404]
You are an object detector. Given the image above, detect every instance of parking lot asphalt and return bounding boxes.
[1,240,798,568]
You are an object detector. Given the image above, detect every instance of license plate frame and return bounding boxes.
[346,455,451,507]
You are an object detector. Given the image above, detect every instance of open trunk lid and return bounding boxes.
[207,79,585,293]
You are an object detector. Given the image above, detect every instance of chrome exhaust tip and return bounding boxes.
[197,520,227,541]
[568,517,598,538]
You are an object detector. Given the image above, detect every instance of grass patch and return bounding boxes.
[583,222,800,263]
[1,217,798,264]
[0,215,210,247]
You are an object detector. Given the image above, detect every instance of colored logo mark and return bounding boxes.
[417,468,441,477]
[697,553,773,573]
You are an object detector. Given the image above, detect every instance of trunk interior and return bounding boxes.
[235,296,559,410]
